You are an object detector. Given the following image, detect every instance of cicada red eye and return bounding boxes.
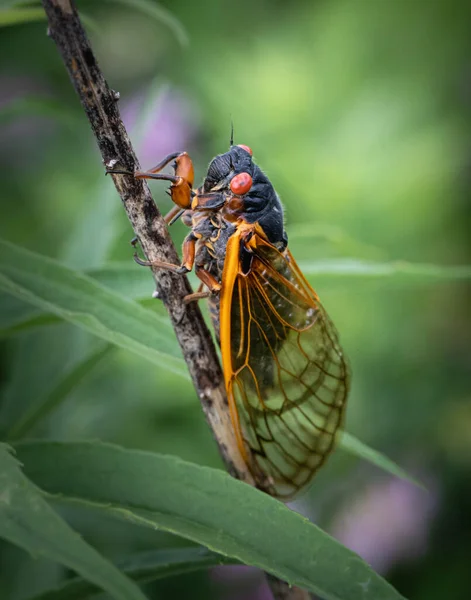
[237,144,253,156]
[230,172,253,195]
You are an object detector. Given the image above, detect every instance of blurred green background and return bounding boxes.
[1,0,470,599]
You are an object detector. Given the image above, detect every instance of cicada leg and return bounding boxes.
[164,205,185,226]
[131,236,181,272]
[183,283,211,304]
[194,266,221,293]
[182,267,220,304]
[131,231,198,274]
[135,152,194,210]
[106,151,195,211]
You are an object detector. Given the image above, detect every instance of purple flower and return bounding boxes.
[121,85,200,166]
[330,474,438,573]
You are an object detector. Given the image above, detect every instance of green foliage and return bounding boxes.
[0,444,147,600]
[0,239,185,377]
[1,1,471,599]
[6,345,113,440]
[339,433,424,490]
[103,0,189,47]
[0,7,44,27]
[27,548,234,600]
[15,440,405,600]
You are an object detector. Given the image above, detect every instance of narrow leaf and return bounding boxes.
[16,441,406,600]
[339,433,425,490]
[26,547,233,600]
[87,263,155,300]
[299,258,471,280]
[0,7,44,27]
[0,293,43,333]
[6,345,113,441]
[0,444,148,600]
[0,311,62,337]
[105,0,189,47]
[0,239,186,378]
[3,254,469,338]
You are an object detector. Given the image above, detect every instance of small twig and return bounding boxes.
[41,2,310,599]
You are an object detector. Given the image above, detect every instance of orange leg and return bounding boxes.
[180,232,197,272]
[107,152,195,210]
[195,266,221,293]
[135,151,194,210]
[131,236,183,272]
[133,254,183,272]
[143,151,194,189]
[132,231,197,275]
[144,152,185,174]
[130,235,218,304]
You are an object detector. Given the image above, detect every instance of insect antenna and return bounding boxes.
[230,119,234,147]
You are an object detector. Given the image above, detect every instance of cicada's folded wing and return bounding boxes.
[220,228,350,499]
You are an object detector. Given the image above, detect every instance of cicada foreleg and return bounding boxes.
[134,151,194,211]
[106,151,195,213]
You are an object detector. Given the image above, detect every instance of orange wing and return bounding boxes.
[220,225,350,499]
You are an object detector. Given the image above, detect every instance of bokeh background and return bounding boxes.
[1,0,470,599]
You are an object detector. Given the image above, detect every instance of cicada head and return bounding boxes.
[201,144,286,248]
[203,144,254,193]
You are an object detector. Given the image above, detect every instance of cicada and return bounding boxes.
[111,143,350,499]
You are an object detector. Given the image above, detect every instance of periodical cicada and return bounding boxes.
[110,143,351,499]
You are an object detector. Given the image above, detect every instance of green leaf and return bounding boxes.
[0,239,186,378]
[6,345,113,441]
[339,432,425,490]
[0,444,148,600]
[0,310,61,337]
[0,293,44,333]
[88,263,157,299]
[105,0,189,47]
[299,258,471,280]
[1,1,41,7]
[87,263,200,302]
[16,441,406,600]
[3,255,469,338]
[26,547,233,600]
[0,7,44,27]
